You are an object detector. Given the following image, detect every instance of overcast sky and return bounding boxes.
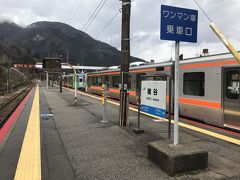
[0,0,239,62]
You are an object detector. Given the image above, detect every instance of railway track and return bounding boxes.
[0,85,33,128]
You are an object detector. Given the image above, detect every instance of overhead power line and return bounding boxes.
[79,0,101,24]
[193,0,213,22]
[95,8,122,38]
[81,0,104,29]
[82,0,107,32]
[67,0,96,25]
[67,0,84,23]
[67,0,79,21]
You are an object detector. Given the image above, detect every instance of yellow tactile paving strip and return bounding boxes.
[14,85,41,180]
[64,87,240,146]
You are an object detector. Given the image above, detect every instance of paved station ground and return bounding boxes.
[0,84,240,180]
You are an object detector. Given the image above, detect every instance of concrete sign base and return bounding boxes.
[148,140,208,176]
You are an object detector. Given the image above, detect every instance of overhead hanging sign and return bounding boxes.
[42,58,62,71]
[140,80,167,118]
[160,5,198,43]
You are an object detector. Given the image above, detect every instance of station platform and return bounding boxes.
[0,84,240,180]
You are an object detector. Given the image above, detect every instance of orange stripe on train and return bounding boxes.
[89,86,220,109]
[180,59,237,69]
[88,72,120,76]
[108,88,136,95]
[89,85,103,90]
[179,97,221,109]
[130,68,156,73]
[90,86,136,95]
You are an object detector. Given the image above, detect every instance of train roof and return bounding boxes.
[179,51,236,64]
[87,52,237,75]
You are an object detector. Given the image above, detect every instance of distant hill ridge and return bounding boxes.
[0,21,144,66]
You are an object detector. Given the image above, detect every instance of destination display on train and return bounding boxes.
[140,80,167,118]
[160,5,198,43]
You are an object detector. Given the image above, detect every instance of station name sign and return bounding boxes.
[160,5,198,43]
[140,81,167,118]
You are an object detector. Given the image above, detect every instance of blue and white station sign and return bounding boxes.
[140,81,167,118]
[161,5,198,43]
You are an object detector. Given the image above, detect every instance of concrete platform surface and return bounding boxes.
[41,86,240,179]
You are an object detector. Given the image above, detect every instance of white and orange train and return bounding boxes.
[64,52,240,131]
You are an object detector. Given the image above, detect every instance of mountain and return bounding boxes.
[0,38,32,65]
[0,21,23,41]
[0,21,144,66]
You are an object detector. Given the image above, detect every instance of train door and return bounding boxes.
[79,76,83,87]
[223,67,240,130]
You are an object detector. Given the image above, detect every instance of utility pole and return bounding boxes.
[67,48,69,64]
[119,0,131,126]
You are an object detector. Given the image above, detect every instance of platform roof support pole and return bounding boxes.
[60,73,62,93]
[69,64,77,104]
[63,63,77,104]
[74,74,77,104]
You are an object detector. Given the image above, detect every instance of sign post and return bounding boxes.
[160,5,198,145]
[133,76,144,134]
[174,41,180,145]
[101,83,108,123]
[46,71,49,89]
[133,74,171,136]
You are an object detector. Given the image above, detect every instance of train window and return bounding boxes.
[112,76,131,89]
[97,77,102,86]
[87,77,91,85]
[226,70,240,99]
[156,67,164,71]
[92,77,99,86]
[128,76,131,89]
[93,77,96,85]
[104,76,109,84]
[88,77,93,86]
[183,72,205,96]
[112,76,120,88]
